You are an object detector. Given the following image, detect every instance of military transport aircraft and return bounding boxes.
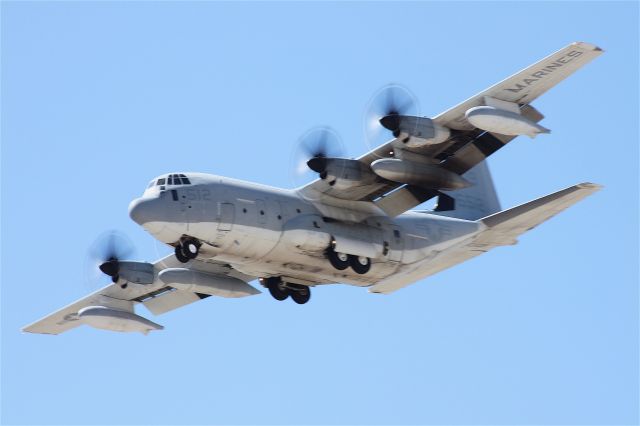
[24,42,603,335]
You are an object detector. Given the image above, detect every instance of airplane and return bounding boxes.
[23,41,603,335]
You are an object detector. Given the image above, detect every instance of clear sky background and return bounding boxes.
[1,2,638,425]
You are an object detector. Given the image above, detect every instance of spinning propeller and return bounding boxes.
[363,84,420,151]
[85,230,136,286]
[290,126,346,188]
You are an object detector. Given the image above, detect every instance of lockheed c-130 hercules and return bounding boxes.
[24,42,603,335]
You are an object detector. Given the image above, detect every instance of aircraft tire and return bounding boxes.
[268,282,290,301]
[290,285,311,305]
[349,255,371,274]
[327,247,350,270]
[174,245,190,263]
[181,238,200,259]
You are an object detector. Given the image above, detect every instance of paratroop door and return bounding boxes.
[218,202,235,231]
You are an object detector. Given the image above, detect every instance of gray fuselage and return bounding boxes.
[129,172,481,288]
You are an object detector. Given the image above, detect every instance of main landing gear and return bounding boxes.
[261,277,311,304]
[326,246,371,274]
[175,237,200,263]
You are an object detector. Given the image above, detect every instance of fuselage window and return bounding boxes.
[171,190,179,201]
[157,178,166,185]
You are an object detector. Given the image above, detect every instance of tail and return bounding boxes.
[434,160,501,220]
[474,182,602,247]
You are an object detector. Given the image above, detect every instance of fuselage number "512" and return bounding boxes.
[184,188,212,201]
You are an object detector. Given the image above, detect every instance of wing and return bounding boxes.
[299,42,602,215]
[22,255,259,335]
[368,182,602,294]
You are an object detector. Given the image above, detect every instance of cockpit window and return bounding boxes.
[151,174,191,189]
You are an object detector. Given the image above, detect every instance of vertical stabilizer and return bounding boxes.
[435,160,501,220]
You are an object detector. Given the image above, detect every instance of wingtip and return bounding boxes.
[577,182,604,191]
[572,41,604,52]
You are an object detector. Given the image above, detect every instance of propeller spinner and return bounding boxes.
[88,230,136,284]
[290,126,346,186]
[363,84,420,152]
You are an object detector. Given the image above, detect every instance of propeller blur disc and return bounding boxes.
[363,84,420,154]
[83,230,135,290]
[289,126,346,189]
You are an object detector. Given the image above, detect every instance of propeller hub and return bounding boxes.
[307,157,328,173]
[379,114,401,132]
[99,259,119,277]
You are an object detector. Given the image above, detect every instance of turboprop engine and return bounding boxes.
[379,115,451,148]
[370,159,471,190]
[99,260,155,284]
[306,157,378,190]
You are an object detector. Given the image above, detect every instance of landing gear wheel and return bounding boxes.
[327,247,350,270]
[290,286,311,305]
[174,245,190,263]
[181,238,200,259]
[349,255,371,274]
[266,279,290,301]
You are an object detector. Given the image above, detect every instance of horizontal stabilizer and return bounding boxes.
[368,182,601,294]
[473,182,602,247]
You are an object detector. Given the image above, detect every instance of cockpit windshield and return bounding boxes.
[151,174,191,187]
[145,174,192,194]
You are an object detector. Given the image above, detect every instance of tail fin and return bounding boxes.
[434,160,501,220]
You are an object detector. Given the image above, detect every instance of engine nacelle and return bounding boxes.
[465,106,550,138]
[307,157,378,190]
[158,268,260,298]
[379,115,451,147]
[116,261,155,284]
[78,306,163,334]
[370,159,471,190]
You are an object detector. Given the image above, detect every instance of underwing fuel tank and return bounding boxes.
[77,306,163,335]
[158,268,260,298]
[370,159,471,190]
[465,106,550,138]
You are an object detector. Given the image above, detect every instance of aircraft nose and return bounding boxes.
[128,197,155,226]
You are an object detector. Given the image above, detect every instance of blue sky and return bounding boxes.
[1,2,638,425]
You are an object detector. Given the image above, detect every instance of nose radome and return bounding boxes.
[129,198,153,225]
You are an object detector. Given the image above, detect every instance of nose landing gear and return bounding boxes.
[174,237,201,263]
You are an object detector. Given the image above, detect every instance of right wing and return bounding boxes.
[22,255,258,335]
[299,42,603,216]
[368,182,602,294]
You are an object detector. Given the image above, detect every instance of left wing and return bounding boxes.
[22,256,258,335]
[298,42,603,216]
